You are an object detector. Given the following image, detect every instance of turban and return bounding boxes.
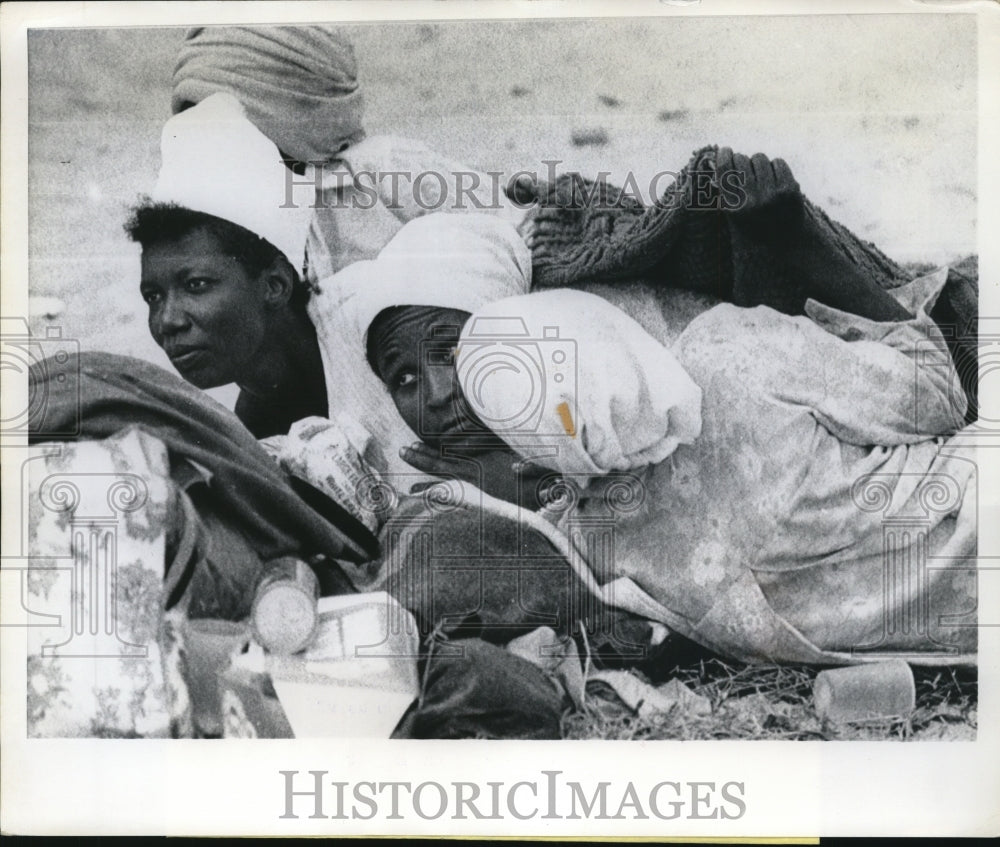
[308,213,532,478]
[457,289,703,477]
[152,91,312,273]
[338,212,533,351]
[173,25,366,164]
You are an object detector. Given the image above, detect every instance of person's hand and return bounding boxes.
[401,442,550,509]
[716,146,804,242]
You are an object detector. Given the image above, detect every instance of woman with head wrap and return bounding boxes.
[352,156,977,668]
[170,24,529,287]
[127,92,323,439]
[329,207,545,503]
[128,91,533,482]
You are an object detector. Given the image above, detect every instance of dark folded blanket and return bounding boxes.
[28,352,380,574]
[529,145,913,302]
[526,144,978,418]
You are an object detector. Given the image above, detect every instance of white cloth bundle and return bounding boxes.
[456,289,703,477]
[335,212,532,348]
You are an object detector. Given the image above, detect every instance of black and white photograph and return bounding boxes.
[2,0,998,838]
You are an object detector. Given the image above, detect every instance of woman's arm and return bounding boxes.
[400,442,551,511]
[716,147,913,323]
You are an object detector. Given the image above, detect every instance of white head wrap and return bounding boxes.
[456,289,703,477]
[309,213,532,479]
[337,212,532,349]
[151,91,311,273]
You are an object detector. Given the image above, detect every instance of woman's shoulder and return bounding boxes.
[678,300,813,344]
[570,279,720,348]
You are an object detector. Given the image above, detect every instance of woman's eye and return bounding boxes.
[185,277,212,292]
[141,290,161,305]
[397,372,418,389]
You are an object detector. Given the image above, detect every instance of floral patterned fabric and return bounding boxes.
[563,270,977,665]
[26,428,191,737]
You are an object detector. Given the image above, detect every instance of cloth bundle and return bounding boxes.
[526,145,912,310]
[173,25,365,164]
[28,352,380,578]
[458,288,703,475]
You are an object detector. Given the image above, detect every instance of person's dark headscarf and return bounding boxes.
[172,25,366,164]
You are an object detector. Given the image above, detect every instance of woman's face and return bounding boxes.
[139,228,272,389]
[371,307,504,448]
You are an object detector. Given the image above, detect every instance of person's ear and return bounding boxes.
[262,256,296,308]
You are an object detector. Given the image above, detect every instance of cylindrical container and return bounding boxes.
[181,617,251,738]
[813,659,916,724]
[251,556,320,655]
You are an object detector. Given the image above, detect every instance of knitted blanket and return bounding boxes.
[528,145,913,312]
[525,145,978,419]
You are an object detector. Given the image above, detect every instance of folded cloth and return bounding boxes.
[28,352,379,573]
[526,145,911,309]
[172,24,365,164]
[458,288,703,476]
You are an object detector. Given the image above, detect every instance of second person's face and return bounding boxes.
[371,307,503,448]
[140,228,274,389]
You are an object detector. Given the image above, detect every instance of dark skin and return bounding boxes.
[369,307,553,510]
[139,227,327,437]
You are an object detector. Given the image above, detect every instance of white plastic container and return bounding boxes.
[813,659,916,723]
[251,556,319,655]
[264,591,421,738]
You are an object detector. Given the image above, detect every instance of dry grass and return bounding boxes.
[562,657,976,741]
